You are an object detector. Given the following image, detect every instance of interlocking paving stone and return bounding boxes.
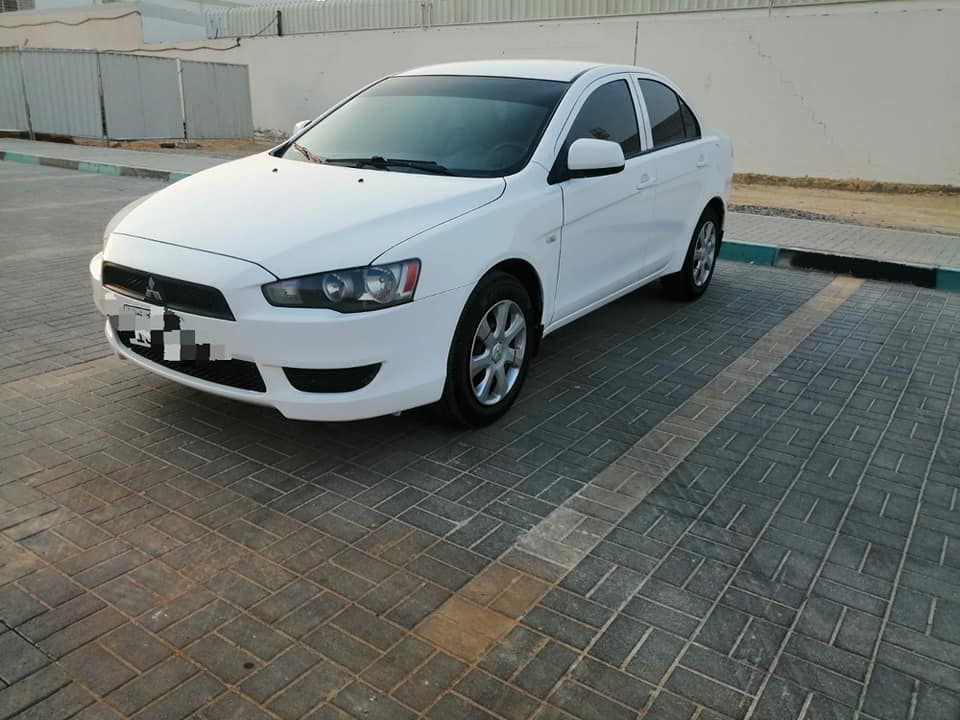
[57,641,136,696]
[104,656,197,716]
[514,276,864,572]
[0,666,72,719]
[98,623,171,673]
[266,662,351,718]
[392,652,466,712]
[2,162,960,720]
[471,279,959,719]
[415,596,514,663]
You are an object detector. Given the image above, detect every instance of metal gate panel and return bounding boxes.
[100,53,183,139]
[181,60,253,139]
[20,49,102,137]
[0,47,27,131]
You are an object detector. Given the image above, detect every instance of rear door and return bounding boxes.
[552,76,658,322]
[634,77,709,274]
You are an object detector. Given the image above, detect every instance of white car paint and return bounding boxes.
[90,60,732,422]
[109,155,506,282]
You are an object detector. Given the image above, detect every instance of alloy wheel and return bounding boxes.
[692,220,717,287]
[470,299,527,406]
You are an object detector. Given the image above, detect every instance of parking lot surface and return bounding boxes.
[1,162,959,720]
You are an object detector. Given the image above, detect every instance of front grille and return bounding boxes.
[118,334,265,392]
[103,262,235,321]
[283,364,381,393]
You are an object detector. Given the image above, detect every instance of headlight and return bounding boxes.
[262,259,421,312]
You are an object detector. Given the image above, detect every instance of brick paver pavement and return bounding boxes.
[1,162,959,720]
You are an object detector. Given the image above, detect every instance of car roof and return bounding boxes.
[397,59,656,82]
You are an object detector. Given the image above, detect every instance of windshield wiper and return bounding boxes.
[323,156,452,175]
[292,142,324,164]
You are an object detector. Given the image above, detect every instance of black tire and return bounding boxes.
[662,207,721,300]
[440,271,535,427]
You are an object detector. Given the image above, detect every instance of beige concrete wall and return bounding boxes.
[1,1,956,184]
[633,7,958,185]
[0,4,142,50]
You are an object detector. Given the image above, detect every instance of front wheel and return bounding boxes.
[440,272,534,427]
[662,208,721,300]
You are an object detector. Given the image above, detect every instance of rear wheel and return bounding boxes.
[440,272,533,427]
[662,208,721,300]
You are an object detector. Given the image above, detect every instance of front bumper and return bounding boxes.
[90,249,469,421]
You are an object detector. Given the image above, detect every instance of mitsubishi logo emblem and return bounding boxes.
[144,276,163,304]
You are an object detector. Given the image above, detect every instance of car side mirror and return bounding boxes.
[566,138,625,179]
[292,119,311,136]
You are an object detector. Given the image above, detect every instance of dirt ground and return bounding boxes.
[730,184,960,236]
[74,137,960,236]
[76,136,280,159]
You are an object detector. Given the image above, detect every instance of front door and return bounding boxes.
[552,77,657,323]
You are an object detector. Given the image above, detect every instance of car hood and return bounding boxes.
[113,153,506,279]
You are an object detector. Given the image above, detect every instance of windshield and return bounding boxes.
[280,75,569,178]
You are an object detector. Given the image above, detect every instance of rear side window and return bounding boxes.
[564,80,641,158]
[637,79,699,148]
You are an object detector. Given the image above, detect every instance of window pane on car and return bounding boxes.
[565,80,641,157]
[638,79,685,148]
[679,99,700,139]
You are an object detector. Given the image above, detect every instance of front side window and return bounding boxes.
[563,79,641,158]
[280,75,569,178]
[637,78,700,148]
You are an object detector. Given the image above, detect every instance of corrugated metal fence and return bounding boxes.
[0,47,253,140]
[100,53,184,139]
[181,60,254,139]
[0,48,27,132]
[205,0,880,38]
[20,49,102,138]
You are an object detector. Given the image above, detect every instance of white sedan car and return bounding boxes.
[90,60,732,426]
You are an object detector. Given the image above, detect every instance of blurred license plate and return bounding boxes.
[122,304,152,347]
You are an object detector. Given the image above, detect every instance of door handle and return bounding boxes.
[637,174,657,189]
[696,156,709,168]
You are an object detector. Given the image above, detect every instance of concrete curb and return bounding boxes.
[0,149,187,183]
[3,148,958,293]
[720,239,960,293]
